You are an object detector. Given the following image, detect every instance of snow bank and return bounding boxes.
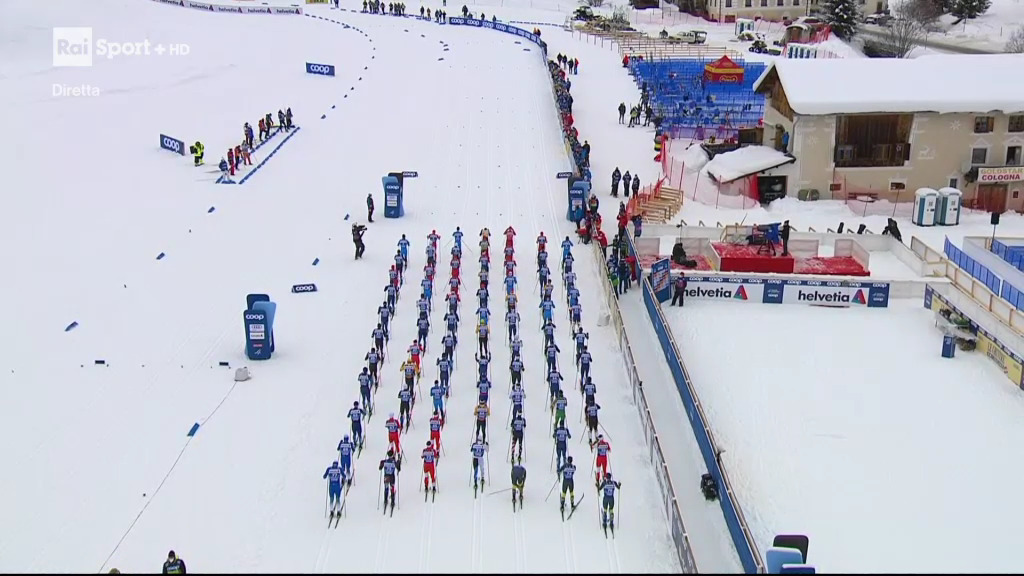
[705,146,793,183]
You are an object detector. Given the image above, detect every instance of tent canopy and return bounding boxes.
[704,55,745,84]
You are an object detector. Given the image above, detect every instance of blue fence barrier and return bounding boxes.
[641,275,762,573]
[944,237,1005,300]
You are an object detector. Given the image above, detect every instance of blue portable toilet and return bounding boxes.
[382,173,404,218]
[936,187,962,226]
[912,188,938,226]
[566,176,590,222]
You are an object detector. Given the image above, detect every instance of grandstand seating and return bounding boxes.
[628,58,767,141]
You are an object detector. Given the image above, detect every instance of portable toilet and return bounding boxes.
[936,187,962,226]
[912,188,939,226]
[735,18,754,37]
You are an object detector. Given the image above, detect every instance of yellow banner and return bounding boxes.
[929,290,1024,390]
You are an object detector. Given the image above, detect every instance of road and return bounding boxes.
[860,24,1001,54]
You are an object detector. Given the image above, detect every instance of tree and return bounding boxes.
[898,0,941,27]
[821,0,860,39]
[874,1,926,57]
[1007,26,1024,53]
[950,0,992,20]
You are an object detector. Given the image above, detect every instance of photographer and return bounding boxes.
[352,223,367,260]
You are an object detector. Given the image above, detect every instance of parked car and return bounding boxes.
[573,6,596,21]
[672,30,708,44]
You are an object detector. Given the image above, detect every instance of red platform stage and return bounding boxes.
[637,254,715,272]
[710,243,869,276]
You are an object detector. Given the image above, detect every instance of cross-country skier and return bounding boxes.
[389,265,400,289]
[473,399,490,443]
[430,380,447,422]
[504,257,516,278]
[573,327,588,363]
[567,284,580,309]
[582,376,596,405]
[422,440,438,494]
[542,319,557,349]
[537,249,549,271]
[557,455,577,514]
[478,268,489,289]
[506,308,520,343]
[401,357,418,391]
[417,292,430,317]
[553,421,571,470]
[537,231,548,253]
[509,355,524,388]
[479,232,490,260]
[476,320,489,355]
[417,314,431,349]
[451,255,462,281]
[324,460,346,516]
[503,271,517,298]
[511,462,526,509]
[545,342,560,372]
[426,242,437,268]
[503,226,516,249]
[429,409,444,453]
[475,351,491,381]
[547,368,563,407]
[579,349,594,386]
[453,227,464,250]
[398,234,410,263]
[538,264,550,290]
[510,336,523,359]
[506,291,518,314]
[479,251,490,274]
[569,302,582,330]
[424,261,436,283]
[503,244,515,264]
[553,390,568,429]
[510,412,526,462]
[540,298,555,324]
[561,237,573,262]
[394,250,406,281]
[477,284,489,309]
[564,268,578,290]
[366,348,382,386]
[437,349,453,391]
[477,375,492,406]
[358,368,374,414]
[600,473,622,532]
[448,274,461,296]
[385,283,398,311]
[385,413,402,457]
[408,340,423,373]
[378,302,392,336]
[372,325,386,357]
[470,435,488,488]
[446,288,460,313]
[592,434,611,485]
[428,229,441,248]
[584,401,601,444]
[398,386,414,431]
[541,279,554,302]
[349,401,366,449]
[477,305,492,326]
[338,435,356,484]
[379,449,401,513]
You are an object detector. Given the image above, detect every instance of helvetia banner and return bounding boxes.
[681,276,890,307]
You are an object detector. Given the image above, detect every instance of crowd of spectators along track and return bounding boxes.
[548,58,590,179]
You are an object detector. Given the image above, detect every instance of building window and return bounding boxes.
[794,0,800,4]
[726,0,733,6]
[1015,190,1020,199]
[1008,145,1023,166]
[777,0,784,5]
[761,0,767,6]
[974,116,995,133]
[889,180,907,191]
[949,177,958,189]
[833,114,913,168]
[744,0,751,7]
[971,147,988,165]
[1010,115,1024,133]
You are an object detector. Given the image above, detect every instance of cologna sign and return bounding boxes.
[682,276,890,308]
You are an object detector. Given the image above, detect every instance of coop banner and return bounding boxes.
[682,276,890,307]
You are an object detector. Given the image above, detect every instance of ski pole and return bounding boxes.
[598,423,613,443]
[545,477,559,502]
[325,484,329,517]
[487,487,513,496]
[377,469,382,510]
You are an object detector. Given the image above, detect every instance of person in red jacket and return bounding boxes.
[226,148,235,176]
[594,229,608,257]
[625,253,638,281]
[503,226,516,249]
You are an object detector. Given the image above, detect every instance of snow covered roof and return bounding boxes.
[705,146,795,183]
[752,55,1024,116]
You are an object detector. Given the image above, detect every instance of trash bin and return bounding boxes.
[941,334,956,358]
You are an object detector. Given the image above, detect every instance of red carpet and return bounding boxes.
[712,243,795,274]
[794,257,869,276]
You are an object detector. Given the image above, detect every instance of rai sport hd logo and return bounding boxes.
[52,27,190,67]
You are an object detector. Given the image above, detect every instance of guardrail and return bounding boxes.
[942,248,1024,334]
[588,242,698,573]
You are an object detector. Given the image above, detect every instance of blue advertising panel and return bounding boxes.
[160,134,186,156]
[252,300,277,353]
[867,282,890,308]
[244,309,270,360]
[567,179,590,222]
[382,175,403,218]
[305,62,336,76]
[763,280,784,304]
[651,258,672,302]
[923,284,933,309]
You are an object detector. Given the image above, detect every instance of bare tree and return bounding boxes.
[1007,26,1024,53]
[898,0,942,27]
[877,1,926,58]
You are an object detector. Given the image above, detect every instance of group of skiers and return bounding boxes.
[217,109,293,179]
[555,53,580,75]
[616,81,662,130]
[362,0,408,15]
[322,225,621,533]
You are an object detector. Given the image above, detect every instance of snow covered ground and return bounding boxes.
[665,298,1024,572]
[0,0,681,572]
[928,0,1024,52]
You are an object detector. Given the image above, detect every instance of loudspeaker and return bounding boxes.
[837,222,845,234]
[992,212,1001,226]
[857,224,867,235]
